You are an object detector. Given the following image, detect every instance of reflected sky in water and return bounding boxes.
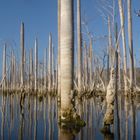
[0,93,140,140]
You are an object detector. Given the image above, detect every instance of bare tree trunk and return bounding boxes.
[52,44,55,91]
[127,0,134,92]
[20,22,25,90]
[11,51,14,90]
[58,0,61,97]
[13,55,16,90]
[77,0,82,92]
[44,48,47,91]
[134,55,136,86]
[118,0,128,92]
[48,33,52,92]
[118,44,121,90]
[30,48,33,90]
[84,42,88,90]
[108,17,113,68]
[2,44,6,91]
[60,0,74,118]
[89,38,93,88]
[34,38,38,91]
[107,17,112,85]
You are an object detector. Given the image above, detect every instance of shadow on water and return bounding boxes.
[0,92,140,140]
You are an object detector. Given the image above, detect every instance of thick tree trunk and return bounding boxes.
[60,0,74,118]
[77,0,82,92]
[127,0,134,92]
[118,0,128,92]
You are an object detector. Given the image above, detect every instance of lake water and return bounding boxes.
[0,93,140,140]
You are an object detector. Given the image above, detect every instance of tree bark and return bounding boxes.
[2,44,6,91]
[20,22,25,89]
[48,33,52,92]
[127,0,134,92]
[44,48,47,91]
[60,0,74,117]
[58,0,61,96]
[89,38,93,88]
[77,0,82,92]
[118,0,128,92]
[34,38,38,91]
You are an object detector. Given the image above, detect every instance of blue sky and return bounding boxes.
[0,0,140,73]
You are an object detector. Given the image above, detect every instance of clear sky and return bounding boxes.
[0,0,140,70]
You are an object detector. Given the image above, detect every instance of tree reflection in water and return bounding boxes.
[0,92,139,140]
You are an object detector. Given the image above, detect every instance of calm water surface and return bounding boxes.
[0,92,140,140]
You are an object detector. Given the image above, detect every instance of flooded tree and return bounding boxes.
[127,0,135,92]
[118,0,128,92]
[60,0,74,121]
[20,22,25,91]
[77,0,82,92]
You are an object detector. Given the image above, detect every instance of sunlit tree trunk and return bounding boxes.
[48,33,52,92]
[77,0,82,92]
[58,0,61,97]
[118,0,128,92]
[20,22,25,90]
[127,0,134,92]
[108,17,113,68]
[118,44,121,90]
[52,45,55,91]
[60,0,74,118]
[84,42,88,90]
[134,55,136,86]
[11,51,15,90]
[13,55,16,90]
[30,48,33,90]
[89,38,93,88]
[34,38,38,91]
[107,17,112,84]
[44,48,47,91]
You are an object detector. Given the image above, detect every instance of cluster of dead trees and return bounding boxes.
[0,0,139,96]
[0,23,57,93]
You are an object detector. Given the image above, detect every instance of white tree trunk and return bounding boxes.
[2,44,6,91]
[58,0,61,97]
[20,22,25,89]
[34,38,38,91]
[118,0,128,92]
[44,48,47,91]
[60,0,74,116]
[127,0,134,92]
[48,33,52,92]
[108,17,113,68]
[77,0,82,92]
[89,38,93,88]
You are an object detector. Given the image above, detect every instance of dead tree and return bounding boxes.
[48,33,52,92]
[2,44,7,91]
[77,0,82,92]
[128,0,135,92]
[20,22,25,90]
[34,38,38,91]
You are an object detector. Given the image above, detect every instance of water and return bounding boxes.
[0,93,140,140]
